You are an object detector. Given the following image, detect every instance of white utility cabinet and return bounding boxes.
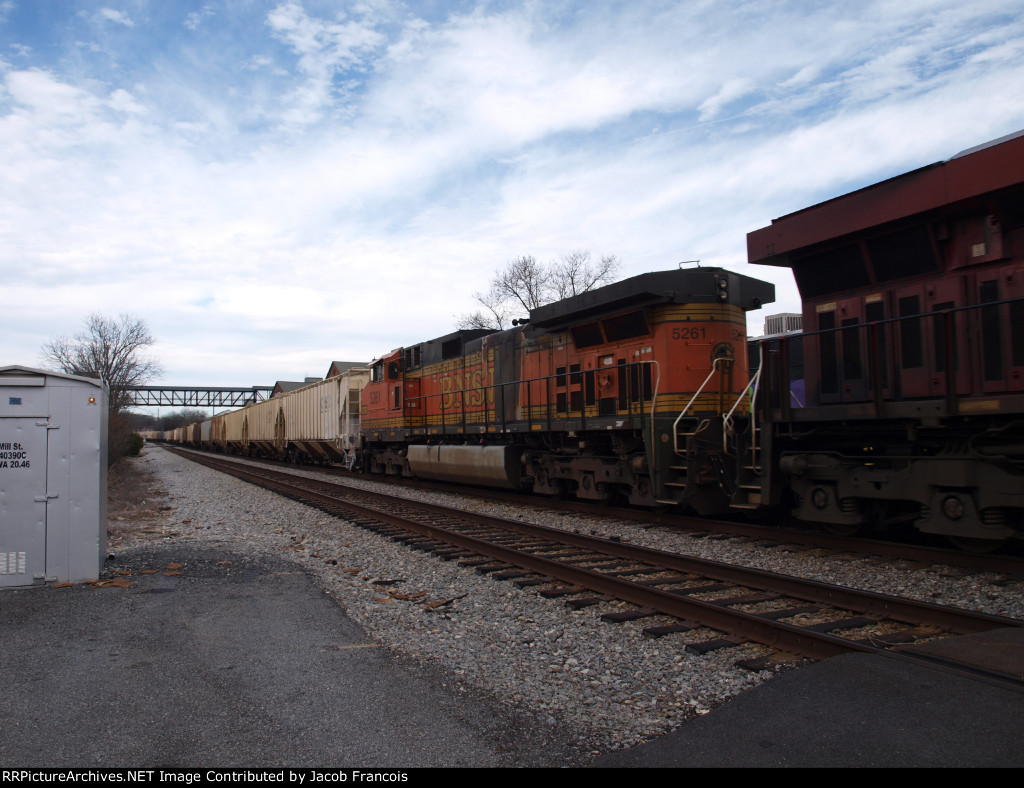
[0,365,108,588]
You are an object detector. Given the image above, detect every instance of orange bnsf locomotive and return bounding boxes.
[162,130,1023,549]
[361,268,774,515]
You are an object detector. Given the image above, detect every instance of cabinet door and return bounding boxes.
[0,419,48,587]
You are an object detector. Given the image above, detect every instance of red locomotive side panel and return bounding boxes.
[751,131,1024,411]
[646,302,751,414]
[414,348,496,433]
[362,348,405,441]
[514,302,751,423]
[746,130,1024,546]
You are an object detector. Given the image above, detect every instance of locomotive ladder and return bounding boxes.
[724,356,764,511]
[659,358,729,506]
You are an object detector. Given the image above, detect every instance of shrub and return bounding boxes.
[127,432,145,457]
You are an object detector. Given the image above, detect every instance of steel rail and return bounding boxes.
[193,456,864,659]
[176,450,1023,662]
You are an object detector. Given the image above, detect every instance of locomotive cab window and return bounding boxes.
[388,361,401,380]
[979,281,1003,381]
[371,362,384,383]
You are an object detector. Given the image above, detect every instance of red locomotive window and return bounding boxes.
[818,311,838,395]
[841,318,862,380]
[865,301,889,389]
[1013,300,1024,368]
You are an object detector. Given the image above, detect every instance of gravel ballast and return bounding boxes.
[112,446,1024,755]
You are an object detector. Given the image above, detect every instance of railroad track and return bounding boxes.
[170,445,1024,574]
[168,447,1024,679]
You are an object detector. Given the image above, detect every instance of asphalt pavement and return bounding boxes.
[0,544,580,768]
[595,629,1024,767]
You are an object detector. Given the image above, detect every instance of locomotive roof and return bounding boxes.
[747,128,1024,266]
[528,267,775,330]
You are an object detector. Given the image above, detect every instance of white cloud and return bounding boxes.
[108,87,146,115]
[98,8,134,28]
[184,6,214,31]
[4,68,98,118]
[3,0,1024,383]
[698,78,757,121]
[266,0,387,125]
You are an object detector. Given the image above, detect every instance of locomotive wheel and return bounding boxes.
[948,536,1006,554]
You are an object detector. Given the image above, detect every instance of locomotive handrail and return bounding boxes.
[769,294,1024,343]
[723,341,762,462]
[404,360,659,433]
[755,293,1024,413]
[672,356,726,457]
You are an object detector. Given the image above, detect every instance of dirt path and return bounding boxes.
[105,446,178,549]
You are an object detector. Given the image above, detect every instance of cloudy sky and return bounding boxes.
[3,0,1023,392]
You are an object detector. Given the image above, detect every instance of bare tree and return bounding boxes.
[456,250,621,331]
[457,288,512,331]
[42,313,161,412]
[492,255,552,313]
[156,408,208,431]
[551,251,620,300]
[41,314,162,464]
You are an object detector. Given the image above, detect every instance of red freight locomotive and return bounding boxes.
[361,268,775,515]
[745,129,1024,549]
